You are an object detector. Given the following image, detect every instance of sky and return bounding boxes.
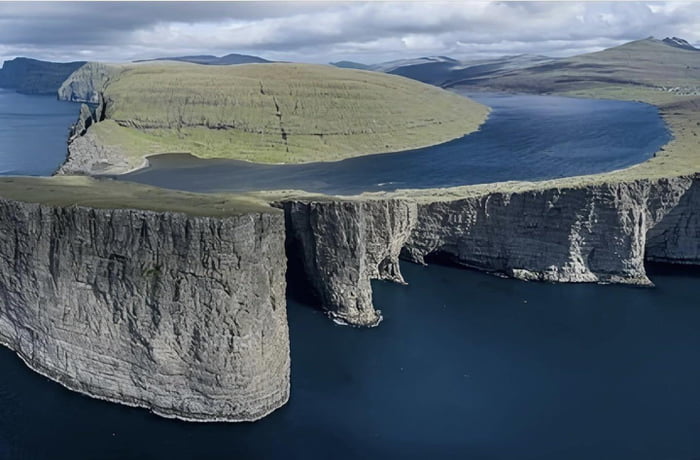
[1,1,699,65]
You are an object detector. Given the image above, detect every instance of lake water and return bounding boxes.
[0,89,78,176]
[0,91,698,459]
[119,92,670,194]
[1,261,699,459]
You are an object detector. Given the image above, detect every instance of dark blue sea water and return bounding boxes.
[1,261,699,459]
[0,89,78,176]
[119,92,671,194]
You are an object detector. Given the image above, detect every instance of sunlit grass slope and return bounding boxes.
[0,176,273,216]
[95,62,488,164]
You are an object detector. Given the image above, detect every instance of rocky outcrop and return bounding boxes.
[57,93,131,175]
[282,175,699,326]
[283,199,417,326]
[57,129,132,176]
[68,104,95,142]
[0,198,289,422]
[58,62,118,104]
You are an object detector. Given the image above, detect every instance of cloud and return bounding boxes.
[1,1,699,64]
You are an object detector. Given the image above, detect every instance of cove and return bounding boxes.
[1,261,699,459]
[0,89,78,176]
[118,92,671,194]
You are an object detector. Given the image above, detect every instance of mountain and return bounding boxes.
[134,53,271,65]
[662,37,699,52]
[456,37,700,93]
[330,61,371,70]
[0,57,86,95]
[341,54,558,87]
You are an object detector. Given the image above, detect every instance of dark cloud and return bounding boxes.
[0,2,698,64]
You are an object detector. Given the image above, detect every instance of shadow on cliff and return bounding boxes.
[283,225,322,310]
[645,261,700,278]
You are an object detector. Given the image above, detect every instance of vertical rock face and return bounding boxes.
[283,199,417,326]
[0,199,289,422]
[58,62,117,104]
[646,177,700,263]
[282,175,699,326]
[0,57,86,95]
[404,179,692,284]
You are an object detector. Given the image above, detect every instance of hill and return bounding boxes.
[134,53,271,65]
[0,57,86,95]
[69,62,488,170]
[330,61,372,70]
[460,37,700,94]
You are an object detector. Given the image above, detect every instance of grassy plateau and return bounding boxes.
[0,176,274,217]
[84,62,488,167]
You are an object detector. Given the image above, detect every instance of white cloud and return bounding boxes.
[1,2,699,65]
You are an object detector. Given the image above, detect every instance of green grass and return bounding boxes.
[90,62,488,165]
[0,176,275,217]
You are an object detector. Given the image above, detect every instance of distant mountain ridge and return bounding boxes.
[134,53,271,65]
[0,57,86,95]
[330,54,558,87]
[454,37,700,94]
[329,61,372,70]
[662,37,699,51]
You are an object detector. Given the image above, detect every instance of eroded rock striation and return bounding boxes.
[282,175,700,326]
[283,199,417,326]
[0,198,289,422]
[58,62,118,104]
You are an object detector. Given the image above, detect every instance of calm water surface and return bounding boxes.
[1,262,699,459]
[119,92,670,194]
[0,89,78,175]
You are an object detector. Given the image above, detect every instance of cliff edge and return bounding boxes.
[0,177,290,421]
[278,174,700,326]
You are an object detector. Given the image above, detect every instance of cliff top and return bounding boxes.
[0,176,275,217]
[68,62,488,168]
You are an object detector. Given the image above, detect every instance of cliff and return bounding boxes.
[58,62,120,104]
[283,199,417,326]
[0,57,86,95]
[280,175,699,326]
[0,180,290,422]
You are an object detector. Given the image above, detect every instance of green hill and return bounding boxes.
[75,62,488,167]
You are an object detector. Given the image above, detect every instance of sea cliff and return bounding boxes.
[0,194,289,422]
[0,57,86,95]
[280,175,699,325]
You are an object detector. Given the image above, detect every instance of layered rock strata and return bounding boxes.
[282,175,699,326]
[282,199,417,326]
[0,199,289,422]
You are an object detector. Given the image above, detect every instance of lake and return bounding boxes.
[118,92,670,195]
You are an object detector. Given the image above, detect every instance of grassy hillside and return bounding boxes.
[464,38,700,94]
[0,176,273,216]
[83,62,487,166]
